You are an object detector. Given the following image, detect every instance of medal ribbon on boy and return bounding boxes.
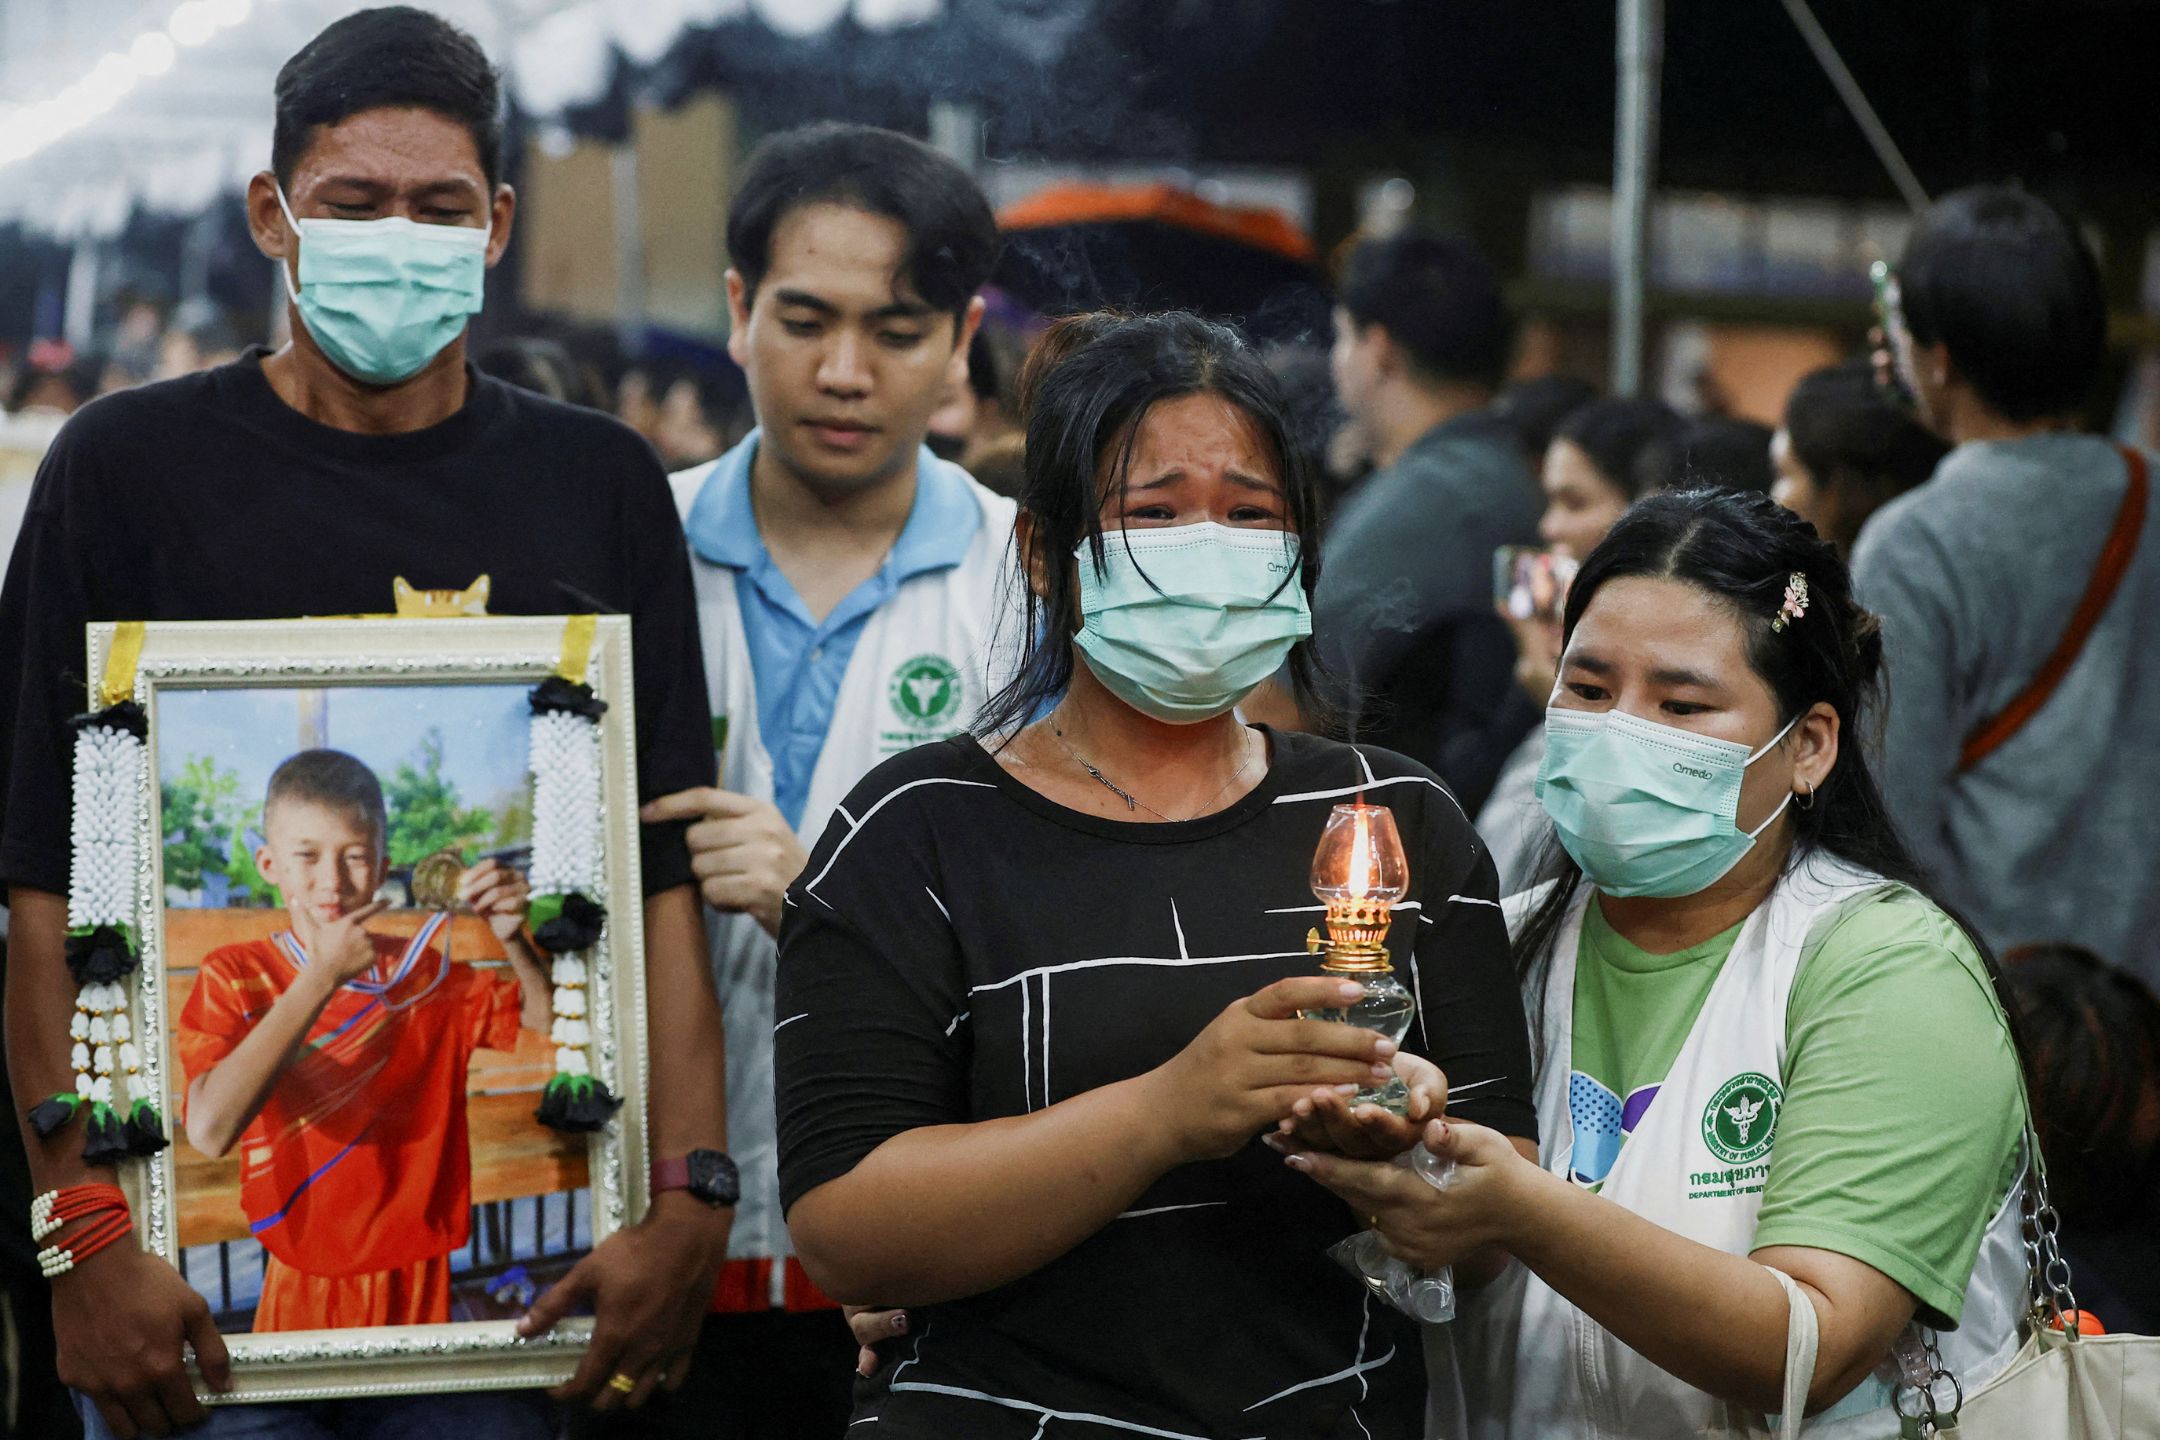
[31,622,169,1162]
[527,616,620,1132]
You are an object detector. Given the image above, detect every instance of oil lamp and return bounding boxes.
[1302,803,1415,1115]
[1303,802,1462,1321]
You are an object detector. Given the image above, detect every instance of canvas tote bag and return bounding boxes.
[1772,1121,2160,1439]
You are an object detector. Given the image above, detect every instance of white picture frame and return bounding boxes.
[84,616,651,1403]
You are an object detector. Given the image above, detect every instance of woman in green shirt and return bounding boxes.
[1278,488,2030,1437]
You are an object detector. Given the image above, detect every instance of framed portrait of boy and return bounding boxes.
[84,616,651,1402]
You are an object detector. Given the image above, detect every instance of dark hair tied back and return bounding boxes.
[977,310,1335,739]
[1515,488,2030,1093]
[1551,489,1887,843]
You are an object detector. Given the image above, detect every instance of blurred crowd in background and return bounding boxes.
[4,2,2160,1436]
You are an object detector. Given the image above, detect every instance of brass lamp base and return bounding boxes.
[1307,927,1392,974]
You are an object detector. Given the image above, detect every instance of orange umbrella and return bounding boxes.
[995,182,1327,340]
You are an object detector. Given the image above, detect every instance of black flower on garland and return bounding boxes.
[65,700,149,739]
[533,892,606,954]
[528,677,608,722]
[28,1092,82,1138]
[123,1100,169,1156]
[81,1103,129,1166]
[535,1073,622,1133]
[64,926,138,987]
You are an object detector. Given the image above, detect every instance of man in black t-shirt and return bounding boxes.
[0,12,730,1438]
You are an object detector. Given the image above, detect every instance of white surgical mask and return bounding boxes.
[1072,523,1312,724]
[278,185,489,385]
[1536,709,1799,898]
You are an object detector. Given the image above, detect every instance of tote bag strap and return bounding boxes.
[1766,1267,1819,1440]
[1897,1107,2083,1435]
[1959,444,2149,772]
[2015,1118,2083,1335]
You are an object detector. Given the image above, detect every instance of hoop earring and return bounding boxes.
[1796,779,1815,810]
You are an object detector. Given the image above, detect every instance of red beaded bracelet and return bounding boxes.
[37,1208,134,1278]
[30,1183,127,1242]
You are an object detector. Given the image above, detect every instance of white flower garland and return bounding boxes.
[54,715,157,1151]
[69,723,143,932]
[529,710,603,897]
[34,687,164,1165]
[527,697,608,1114]
[68,983,132,1107]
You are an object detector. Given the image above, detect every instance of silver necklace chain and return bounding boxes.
[1048,723,1256,822]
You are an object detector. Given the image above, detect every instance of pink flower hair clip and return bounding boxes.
[1771,572,1810,633]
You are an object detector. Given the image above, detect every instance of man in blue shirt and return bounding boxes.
[627,124,1016,1440]
[681,443,996,837]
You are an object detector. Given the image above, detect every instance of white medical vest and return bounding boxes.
[1426,853,2028,1439]
[669,458,1019,1299]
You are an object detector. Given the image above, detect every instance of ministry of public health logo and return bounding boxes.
[888,654,963,727]
[1701,1072,1783,1164]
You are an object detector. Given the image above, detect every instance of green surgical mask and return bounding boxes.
[1536,708,1798,898]
[278,186,488,386]
[1072,523,1311,724]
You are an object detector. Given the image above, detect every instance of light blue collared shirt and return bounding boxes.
[682,429,982,829]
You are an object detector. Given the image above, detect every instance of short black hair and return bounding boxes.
[1337,231,1513,390]
[273,7,503,191]
[1492,374,1598,463]
[1672,416,1775,495]
[2003,941,2160,1228]
[1782,360,1947,551]
[1897,186,2106,424]
[1553,396,1685,501]
[726,123,1000,325]
[264,749,388,850]
[478,338,601,408]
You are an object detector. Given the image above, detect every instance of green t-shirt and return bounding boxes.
[1567,888,2022,1326]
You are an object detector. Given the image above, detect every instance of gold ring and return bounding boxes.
[609,1373,637,1394]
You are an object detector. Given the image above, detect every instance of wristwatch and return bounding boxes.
[651,1149,740,1209]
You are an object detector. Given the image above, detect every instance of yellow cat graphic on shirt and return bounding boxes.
[392,575,490,617]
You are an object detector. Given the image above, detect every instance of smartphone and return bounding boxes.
[1494,546,1578,624]
[1869,259,1918,414]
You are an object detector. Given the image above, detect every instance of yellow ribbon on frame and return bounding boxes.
[555,614,597,687]
[98,622,146,710]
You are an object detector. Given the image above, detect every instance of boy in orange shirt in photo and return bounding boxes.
[176,749,553,1331]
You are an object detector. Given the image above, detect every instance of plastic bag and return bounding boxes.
[1326,1144,1459,1322]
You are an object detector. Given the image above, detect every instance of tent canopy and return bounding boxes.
[0,0,942,237]
[6,1,2156,243]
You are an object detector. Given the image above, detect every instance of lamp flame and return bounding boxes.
[1348,807,1374,900]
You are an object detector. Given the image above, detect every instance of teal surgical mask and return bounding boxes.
[278,186,489,386]
[1536,708,1800,898]
[1073,522,1312,724]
